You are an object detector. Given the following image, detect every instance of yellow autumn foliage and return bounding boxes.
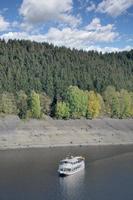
[87,91,101,118]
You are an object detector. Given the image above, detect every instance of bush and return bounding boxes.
[55,101,70,119]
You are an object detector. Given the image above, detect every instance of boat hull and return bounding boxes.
[58,164,85,176]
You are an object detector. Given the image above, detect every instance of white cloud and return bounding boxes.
[44,21,118,47]
[19,0,80,28]
[44,18,118,46]
[0,15,10,31]
[0,18,119,51]
[86,45,133,53]
[20,22,34,31]
[1,31,131,53]
[85,18,114,32]
[96,0,133,17]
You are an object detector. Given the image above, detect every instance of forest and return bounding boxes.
[0,39,133,119]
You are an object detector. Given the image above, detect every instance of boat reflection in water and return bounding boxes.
[59,169,85,200]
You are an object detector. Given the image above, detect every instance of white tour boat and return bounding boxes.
[58,156,85,176]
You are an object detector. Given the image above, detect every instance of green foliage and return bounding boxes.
[119,89,132,118]
[0,39,133,120]
[111,92,120,118]
[129,92,133,117]
[0,40,133,98]
[39,92,51,115]
[0,92,17,114]
[103,86,120,117]
[0,85,133,120]
[31,91,41,119]
[103,86,132,118]
[66,86,88,118]
[55,101,70,119]
[97,93,105,115]
[17,90,28,119]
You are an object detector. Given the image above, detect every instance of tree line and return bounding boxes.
[0,39,133,99]
[0,91,51,119]
[0,86,133,119]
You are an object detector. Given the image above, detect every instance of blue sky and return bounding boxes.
[0,0,133,52]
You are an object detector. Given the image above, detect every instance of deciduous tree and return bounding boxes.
[31,91,41,118]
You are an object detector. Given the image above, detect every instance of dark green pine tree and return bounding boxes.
[0,39,133,100]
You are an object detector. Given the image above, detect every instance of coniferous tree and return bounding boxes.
[0,39,133,98]
[17,90,28,119]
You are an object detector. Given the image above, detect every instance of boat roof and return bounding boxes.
[61,156,83,163]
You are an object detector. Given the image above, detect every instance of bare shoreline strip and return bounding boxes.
[1,143,133,152]
[0,115,133,150]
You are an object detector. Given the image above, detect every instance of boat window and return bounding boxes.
[60,161,68,164]
[63,168,71,171]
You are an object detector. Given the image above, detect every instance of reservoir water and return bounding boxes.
[0,145,133,200]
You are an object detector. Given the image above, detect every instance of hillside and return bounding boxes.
[0,40,133,98]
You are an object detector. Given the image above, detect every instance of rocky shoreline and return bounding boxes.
[0,115,133,150]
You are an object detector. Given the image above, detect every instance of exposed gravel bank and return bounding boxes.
[0,115,133,150]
